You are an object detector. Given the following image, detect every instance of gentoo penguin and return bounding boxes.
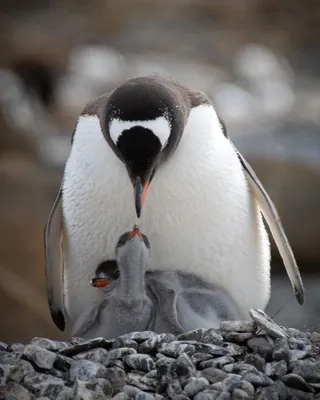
[72,225,153,339]
[44,74,304,334]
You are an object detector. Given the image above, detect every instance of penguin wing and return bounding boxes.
[44,186,66,331]
[228,140,305,305]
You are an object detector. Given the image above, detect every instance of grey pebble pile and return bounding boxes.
[1,309,320,400]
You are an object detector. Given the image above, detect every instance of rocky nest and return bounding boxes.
[1,310,320,400]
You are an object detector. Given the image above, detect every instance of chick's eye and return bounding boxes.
[116,232,130,248]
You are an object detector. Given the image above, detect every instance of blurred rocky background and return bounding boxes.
[0,0,319,343]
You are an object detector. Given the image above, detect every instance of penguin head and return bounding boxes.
[103,76,188,217]
[115,224,150,270]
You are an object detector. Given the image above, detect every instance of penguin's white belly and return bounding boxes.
[62,110,271,325]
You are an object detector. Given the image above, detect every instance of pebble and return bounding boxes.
[249,309,287,339]
[22,344,57,369]
[220,321,256,333]
[124,354,156,372]
[1,309,320,399]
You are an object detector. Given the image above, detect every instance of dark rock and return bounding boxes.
[54,355,73,372]
[167,378,183,398]
[0,341,8,351]
[95,377,114,397]
[285,387,315,400]
[241,371,273,387]
[122,384,141,397]
[135,392,156,400]
[292,360,320,382]
[220,321,255,333]
[282,373,315,392]
[265,360,287,378]
[183,377,209,396]
[109,359,126,369]
[201,367,228,384]
[127,372,156,391]
[104,366,127,391]
[60,338,114,357]
[221,374,243,392]
[231,388,250,400]
[247,337,273,359]
[194,390,221,400]
[224,332,253,344]
[192,353,215,363]
[23,344,57,369]
[244,353,265,373]
[178,328,223,346]
[272,338,290,361]
[256,386,279,400]
[176,353,195,370]
[124,354,155,372]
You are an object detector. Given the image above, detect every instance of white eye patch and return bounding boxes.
[109,117,171,149]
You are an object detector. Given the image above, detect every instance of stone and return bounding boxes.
[242,371,273,387]
[167,378,183,397]
[232,388,250,400]
[282,373,315,392]
[220,321,255,333]
[0,351,20,364]
[0,341,8,351]
[124,354,156,372]
[7,342,25,352]
[127,372,156,391]
[7,359,34,382]
[200,356,235,370]
[139,333,176,354]
[192,353,215,363]
[183,377,209,396]
[244,353,265,373]
[112,394,130,400]
[176,353,195,370]
[249,309,287,339]
[69,359,107,381]
[54,354,73,372]
[194,390,221,400]
[95,377,114,397]
[256,386,279,400]
[0,364,11,384]
[104,366,127,391]
[73,348,109,364]
[272,338,290,361]
[0,381,32,400]
[122,384,141,397]
[178,328,223,345]
[30,337,69,351]
[135,392,156,400]
[23,372,66,399]
[201,367,228,383]
[105,347,137,366]
[221,374,243,392]
[60,338,114,357]
[224,332,253,344]
[157,342,196,358]
[120,331,157,342]
[23,344,57,369]
[265,360,287,378]
[112,338,139,351]
[247,337,273,359]
[72,380,96,400]
[292,360,320,382]
[310,332,320,347]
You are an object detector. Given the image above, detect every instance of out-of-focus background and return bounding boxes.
[0,0,319,343]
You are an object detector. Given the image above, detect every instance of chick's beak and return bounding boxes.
[129,224,142,239]
[134,177,149,218]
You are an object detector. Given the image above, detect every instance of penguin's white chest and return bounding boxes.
[62,106,271,323]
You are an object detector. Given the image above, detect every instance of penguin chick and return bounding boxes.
[72,225,153,339]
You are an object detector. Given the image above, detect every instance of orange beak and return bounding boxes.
[134,177,149,218]
[90,277,112,288]
[129,224,142,239]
